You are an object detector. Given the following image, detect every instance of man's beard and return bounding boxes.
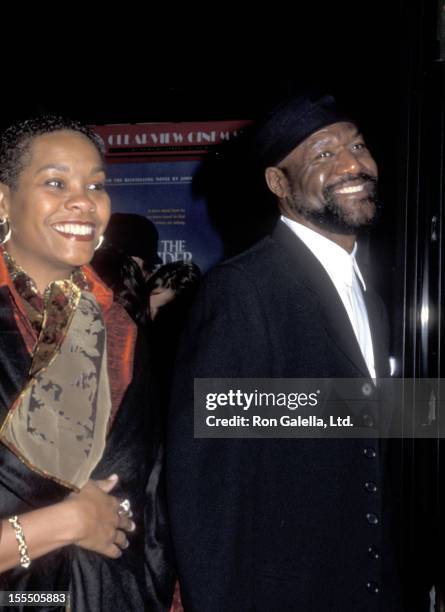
[288,173,380,235]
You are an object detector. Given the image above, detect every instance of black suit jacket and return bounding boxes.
[167,221,402,612]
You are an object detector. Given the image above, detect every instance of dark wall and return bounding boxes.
[3,3,402,126]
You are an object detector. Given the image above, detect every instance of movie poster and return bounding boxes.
[93,121,249,272]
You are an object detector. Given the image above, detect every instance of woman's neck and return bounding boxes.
[2,247,76,295]
[4,248,76,295]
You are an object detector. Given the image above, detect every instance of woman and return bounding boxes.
[0,116,173,610]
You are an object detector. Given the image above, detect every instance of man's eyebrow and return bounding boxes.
[307,129,363,149]
[309,137,335,148]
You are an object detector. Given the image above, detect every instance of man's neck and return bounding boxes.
[281,214,356,254]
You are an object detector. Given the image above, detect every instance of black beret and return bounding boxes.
[104,213,162,271]
[254,93,354,168]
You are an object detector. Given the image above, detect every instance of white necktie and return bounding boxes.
[347,268,376,380]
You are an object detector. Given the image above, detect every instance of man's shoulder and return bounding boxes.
[212,235,280,278]
[192,236,282,306]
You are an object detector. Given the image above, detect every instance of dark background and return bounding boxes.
[1,3,407,125]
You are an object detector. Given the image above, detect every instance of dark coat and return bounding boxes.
[167,220,403,612]
[0,288,174,612]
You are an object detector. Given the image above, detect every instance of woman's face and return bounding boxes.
[0,130,111,291]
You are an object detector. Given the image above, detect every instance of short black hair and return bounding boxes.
[0,114,104,190]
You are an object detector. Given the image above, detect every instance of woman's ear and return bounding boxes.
[264,166,289,199]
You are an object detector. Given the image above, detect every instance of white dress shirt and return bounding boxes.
[281,215,376,379]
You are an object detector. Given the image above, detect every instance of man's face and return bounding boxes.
[277,121,379,234]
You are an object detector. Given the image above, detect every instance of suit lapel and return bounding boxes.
[363,288,390,378]
[272,221,371,378]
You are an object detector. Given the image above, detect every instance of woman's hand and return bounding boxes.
[0,474,135,573]
[63,475,136,558]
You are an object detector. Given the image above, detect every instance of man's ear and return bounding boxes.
[0,183,11,219]
[264,166,289,199]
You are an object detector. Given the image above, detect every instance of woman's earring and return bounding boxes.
[0,217,11,245]
[95,235,104,251]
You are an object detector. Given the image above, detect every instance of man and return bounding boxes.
[167,94,402,611]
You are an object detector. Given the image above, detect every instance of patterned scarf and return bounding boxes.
[0,251,111,490]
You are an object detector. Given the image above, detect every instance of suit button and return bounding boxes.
[363,447,377,458]
[362,383,373,396]
[362,413,374,427]
[366,513,379,525]
[365,481,378,493]
[368,545,380,560]
[366,581,380,594]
